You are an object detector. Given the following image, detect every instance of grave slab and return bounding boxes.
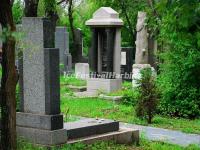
[64,118,119,140]
[67,128,139,145]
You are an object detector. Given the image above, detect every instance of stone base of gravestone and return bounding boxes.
[75,63,89,80]
[87,78,122,93]
[17,113,67,145]
[17,126,67,145]
[132,64,156,87]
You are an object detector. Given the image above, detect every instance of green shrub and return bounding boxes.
[135,68,159,124]
[121,89,139,106]
[151,0,200,119]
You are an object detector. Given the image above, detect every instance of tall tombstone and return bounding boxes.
[55,26,72,74]
[86,7,123,93]
[74,28,88,63]
[17,18,67,146]
[135,11,157,67]
[133,11,157,87]
[135,12,148,64]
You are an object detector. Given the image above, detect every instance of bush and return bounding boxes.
[135,68,159,124]
[152,1,200,119]
[121,89,139,106]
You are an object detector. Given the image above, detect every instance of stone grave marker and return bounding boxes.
[75,63,89,80]
[121,47,134,81]
[55,27,72,74]
[17,17,67,146]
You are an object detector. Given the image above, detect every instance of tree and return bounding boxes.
[135,68,158,124]
[151,0,200,118]
[0,0,17,149]
[68,0,77,63]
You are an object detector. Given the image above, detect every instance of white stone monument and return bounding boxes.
[75,63,89,80]
[133,12,157,87]
[85,7,123,93]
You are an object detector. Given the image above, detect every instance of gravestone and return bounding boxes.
[135,11,157,67]
[85,7,123,93]
[55,27,72,74]
[75,63,89,80]
[74,28,88,63]
[121,47,134,81]
[17,17,67,146]
[133,12,157,87]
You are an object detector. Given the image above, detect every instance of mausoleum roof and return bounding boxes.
[86,7,123,27]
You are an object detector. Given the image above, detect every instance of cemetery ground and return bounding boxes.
[60,76,200,135]
[16,75,200,150]
[17,137,200,150]
[18,77,200,150]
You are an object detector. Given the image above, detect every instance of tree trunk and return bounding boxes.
[68,0,78,63]
[119,0,135,48]
[0,0,17,149]
[24,0,39,17]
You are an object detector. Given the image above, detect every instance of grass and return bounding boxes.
[17,137,200,150]
[61,97,200,134]
[107,81,133,96]
[60,75,86,87]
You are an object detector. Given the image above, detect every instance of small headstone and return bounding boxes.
[75,63,89,80]
[121,47,134,81]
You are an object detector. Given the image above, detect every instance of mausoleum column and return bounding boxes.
[89,28,98,72]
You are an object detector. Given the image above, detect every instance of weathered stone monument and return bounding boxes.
[55,27,72,74]
[133,12,157,87]
[121,47,134,81]
[135,12,148,64]
[86,7,123,93]
[17,18,67,145]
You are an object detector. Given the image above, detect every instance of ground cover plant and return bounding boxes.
[60,75,86,87]
[61,97,200,134]
[17,138,200,150]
